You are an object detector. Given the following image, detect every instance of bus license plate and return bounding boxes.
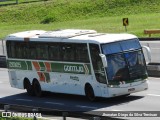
[128,88,135,92]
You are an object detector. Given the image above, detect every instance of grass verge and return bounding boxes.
[0,13,160,39]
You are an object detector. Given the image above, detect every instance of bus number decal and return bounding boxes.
[9,62,21,68]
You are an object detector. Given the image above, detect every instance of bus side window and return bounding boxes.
[27,43,37,60]
[15,42,27,59]
[90,44,101,69]
[89,44,106,84]
[75,44,89,63]
[61,43,89,62]
[15,42,21,58]
[6,41,27,59]
[48,43,61,61]
[62,43,75,61]
[6,41,15,58]
[36,44,48,60]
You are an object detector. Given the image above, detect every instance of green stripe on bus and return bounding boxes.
[26,61,32,70]
[39,62,45,71]
[7,60,91,75]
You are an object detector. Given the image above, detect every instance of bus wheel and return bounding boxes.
[85,84,95,101]
[24,79,34,96]
[33,80,42,97]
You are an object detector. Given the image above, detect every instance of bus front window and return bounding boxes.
[101,39,148,84]
[107,53,130,81]
[126,51,147,80]
[106,50,147,82]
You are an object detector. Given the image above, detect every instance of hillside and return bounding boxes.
[0,0,160,38]
[0,0,160,24]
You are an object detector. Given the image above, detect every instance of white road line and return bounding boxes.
[45,102,64,105]
[16,99,32,102]
[111,109,123,111]
[147,94,160,97]
[41,117,59,120]
[76,105,97,109]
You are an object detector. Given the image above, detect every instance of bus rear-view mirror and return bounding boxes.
[99,54,108,68]
[142,46,151,64]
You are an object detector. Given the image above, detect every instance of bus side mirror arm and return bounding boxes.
[142,46,151,64]
[99,54,108,67]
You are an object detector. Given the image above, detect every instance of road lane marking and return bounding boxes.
[45,102,64,105]
[76,105,97,109]
[41,117,59,120]
[16,99,32,102]
[147,94,160,97]
[111,109,123,111]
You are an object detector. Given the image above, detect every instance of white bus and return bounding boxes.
[5,29,150,101]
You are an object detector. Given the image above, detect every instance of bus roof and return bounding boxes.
[5,29,138,44]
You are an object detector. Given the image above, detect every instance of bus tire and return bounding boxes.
[33,80,43,97]
[85,84,96,101]
[24,79,34,96]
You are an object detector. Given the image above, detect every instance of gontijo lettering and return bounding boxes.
[64,65,84,73]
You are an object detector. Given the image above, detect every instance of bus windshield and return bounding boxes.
[101,39,147,83]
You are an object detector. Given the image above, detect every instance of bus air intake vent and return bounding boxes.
[39,29,97,38]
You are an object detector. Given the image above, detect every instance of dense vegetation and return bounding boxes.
[0,0,160,38]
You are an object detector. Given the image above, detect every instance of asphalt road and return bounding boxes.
[0,68,160,120]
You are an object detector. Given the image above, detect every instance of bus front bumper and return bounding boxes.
[106,80,148,98]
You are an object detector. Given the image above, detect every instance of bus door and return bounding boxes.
[89,44,108,97]
[9,71,18,86]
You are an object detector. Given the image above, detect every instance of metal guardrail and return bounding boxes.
[147,63,160,77]
[0,0,18,6]
[0,55,6,68]
[139,38,160,41]
[139,38,160,77]
[0,0,43,6]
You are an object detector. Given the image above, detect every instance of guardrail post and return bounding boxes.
[62,112,68,120]
[4,105,10,112]
[2,39,5,55]
[32,108,38,120]
[16,0,18,4]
